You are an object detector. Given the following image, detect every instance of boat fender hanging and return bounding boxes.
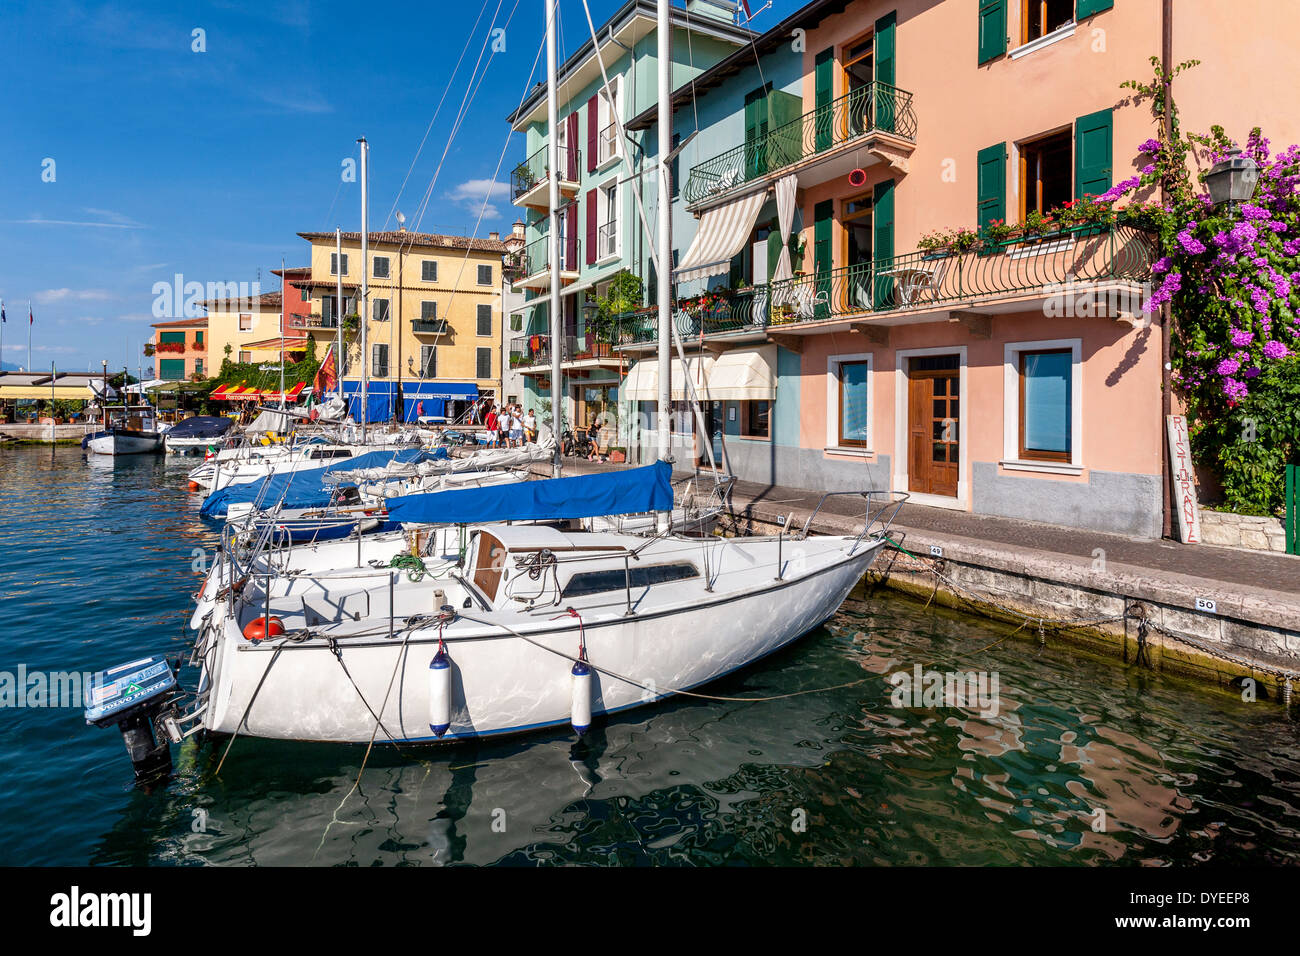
[428,645,452,738]
[571,658,592,736]
[242,615,285,643]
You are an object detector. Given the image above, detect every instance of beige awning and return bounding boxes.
[697,345,777,400]
[622,355,714,402]
[0,384,94,400]
[675,189,768,283]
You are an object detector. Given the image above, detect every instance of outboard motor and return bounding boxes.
[84,655,179,780]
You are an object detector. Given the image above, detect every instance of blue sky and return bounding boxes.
[0,0,791,373]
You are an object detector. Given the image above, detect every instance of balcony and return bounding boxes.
[513,233,581,292]
[509,333,621,373]
[302,314,339,330]
[614,224,1155,346]
[512,143,580,211]
[411,318,450,335]
[683,82,917,209]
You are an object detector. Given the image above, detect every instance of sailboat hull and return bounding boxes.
[86,429,165,455]
[197,536,882,744]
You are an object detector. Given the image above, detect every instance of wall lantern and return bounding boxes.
[1205,148,1260,207]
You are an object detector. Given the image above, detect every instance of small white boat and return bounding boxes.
[164,415,236,455]
[84,406,166,456]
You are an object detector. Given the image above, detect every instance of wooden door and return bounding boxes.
[907,358,960,497]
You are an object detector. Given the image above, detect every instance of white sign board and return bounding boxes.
[1166,415,1202,544]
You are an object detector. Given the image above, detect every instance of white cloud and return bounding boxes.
[447,179,511,220]
[32,288,117,305]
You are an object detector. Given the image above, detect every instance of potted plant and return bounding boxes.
[980,218,1020,247]
[608,446,627,463]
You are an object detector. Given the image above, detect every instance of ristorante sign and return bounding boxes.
[1166,415,1202,545]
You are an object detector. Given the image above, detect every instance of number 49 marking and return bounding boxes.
[929,545,943,558]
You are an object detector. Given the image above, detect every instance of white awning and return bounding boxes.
[675,189,768,283]
[622,355,714,402]
[698,345,777,400]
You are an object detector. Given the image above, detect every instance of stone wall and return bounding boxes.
[1198,509,1290,554]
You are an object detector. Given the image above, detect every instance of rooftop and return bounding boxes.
[297,231,509,253]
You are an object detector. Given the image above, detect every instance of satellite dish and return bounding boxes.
[396,211,406,225]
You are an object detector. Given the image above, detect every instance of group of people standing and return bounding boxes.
[482,403,537,448]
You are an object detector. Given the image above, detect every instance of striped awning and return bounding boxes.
[243,335,308,350]
[674,189,768,283]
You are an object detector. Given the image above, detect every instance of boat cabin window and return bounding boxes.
[562,562,698,599]
[309,448,353,460]
[472,532,508,600]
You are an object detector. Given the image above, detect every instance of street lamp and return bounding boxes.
[1205,147,1260,207]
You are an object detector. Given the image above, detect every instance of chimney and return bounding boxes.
[488,231,500,241]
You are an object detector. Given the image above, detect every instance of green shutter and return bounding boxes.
[767,89,802,168]
[814,47,834,152]
[872,179,895,309]
[159,331,185,344]
[874,11,896,133]
[976,143,1007,228]
[978,0,1006,64]
[158,359,186,380]
[767,225,783,281]
[814,200,833,319]
[1076,0,1114,19]
[744,85,771,179]
[1075,108,1114,200]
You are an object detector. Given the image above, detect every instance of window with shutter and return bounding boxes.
[476,348,492,379]
[420,345,437,378]
[586,95,598,173]
[874,12,896,134]
[872,179,895,309]
[422,260,437,282]
[586,188,598,265]
[1074,108,1113,200]
[372,299,390,322]
[978,0,1007,64]
[477,304,492,336]
[477,264,492,285]
[814,47,834,153]
[372,344,389,378]
[421,301,437,320]
[976,143,1007,227]
[814,200,833,319]
[373,256,390,279]
[330,253,348,275]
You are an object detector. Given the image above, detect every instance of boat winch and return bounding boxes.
[84,655,181,780]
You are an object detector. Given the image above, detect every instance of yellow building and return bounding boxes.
[293,229,509,420]
[202,291,297,369]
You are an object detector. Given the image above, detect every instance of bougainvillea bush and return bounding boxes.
[1107,63,1300,513]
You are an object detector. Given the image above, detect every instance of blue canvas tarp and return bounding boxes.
[199,447,445,518]
[386,461,674,525]
[341,380,477,424]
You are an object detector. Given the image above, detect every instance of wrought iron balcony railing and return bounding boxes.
[411,318,450,334]
[510,333,572,368]
[519,232,580,279]
[683,81,917,206]
[611,224,1154,340]
[511,143,579,202]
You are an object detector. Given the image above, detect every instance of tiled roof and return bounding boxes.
[297,231,509,253]
[199,291,282,310]
[150,317,210,328]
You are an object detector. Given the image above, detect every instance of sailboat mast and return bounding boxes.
[546,0,563,478]
[279,255,286,410]
[358,136,370,444]
[655,0,673,530]
[336,227,344,401]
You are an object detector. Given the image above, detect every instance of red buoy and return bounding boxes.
[848,167,868,188]
[188,481,201,491]
[242,616,285,643]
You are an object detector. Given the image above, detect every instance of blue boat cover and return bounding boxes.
[341,380,478,423]
[199,447,445,518]
[386,461,673,525]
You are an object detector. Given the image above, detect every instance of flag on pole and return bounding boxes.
[28,305,34,325]
[739,0,753,20]
[1,301,6,323]
[313,344,338,397]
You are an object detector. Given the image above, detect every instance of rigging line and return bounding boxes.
[408,0,512,232]
[407,15,542,393]
[384,0,496,230]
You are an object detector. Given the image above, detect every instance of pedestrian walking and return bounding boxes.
[485,404,498,448]
[524,408,537,444]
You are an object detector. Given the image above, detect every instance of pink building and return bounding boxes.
[639,0,1299,537]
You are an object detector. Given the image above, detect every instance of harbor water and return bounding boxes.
[3,445,1299,866]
